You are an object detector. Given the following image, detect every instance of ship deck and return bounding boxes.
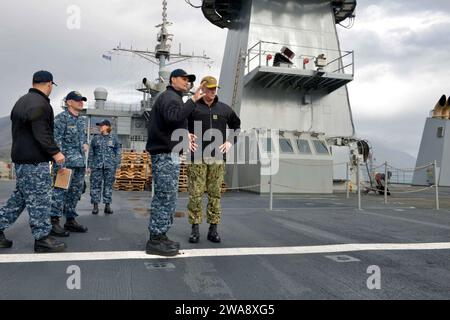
[0,181,449,300]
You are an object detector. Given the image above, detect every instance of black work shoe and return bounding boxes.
[161,233,180,249]
[34,235,66,253]
[146,235,179,256]
[0,231,13,248]
[207,224,221,243]
[189,224,200,243]
[50,218,70,237]
[104,204,113,215]
[64,219,88,233]
[92,203,99,215]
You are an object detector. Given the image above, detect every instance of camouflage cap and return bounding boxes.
[201,76,220,89]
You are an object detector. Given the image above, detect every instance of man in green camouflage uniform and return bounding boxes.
[187,76,241,243]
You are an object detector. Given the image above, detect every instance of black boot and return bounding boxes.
[104,204,113,215]
[207,224,221,243]
[50,217,70,237]
[189,224,200,243]
[161,233,180,249]
[0,231,13,248]
[146,234,179,256]
[34,235,66,253]
[64,218,88,233]
[92,203,99,215]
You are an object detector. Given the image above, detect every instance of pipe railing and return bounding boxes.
[246,40,354,76]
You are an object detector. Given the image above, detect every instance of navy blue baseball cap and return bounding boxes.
[33,70,57,86]
[65,91,87,102]
[96,119,111,126]
[170,69,196,83]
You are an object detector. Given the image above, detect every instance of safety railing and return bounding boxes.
[85,102,142,113]
[355,161,440,211]
[221,159,442,212]
[362,163,415,185]
[245,40,354,77]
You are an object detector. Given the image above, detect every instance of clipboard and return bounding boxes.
[54,168,72,189]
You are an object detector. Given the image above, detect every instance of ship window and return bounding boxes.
[279,138,294,153]
[313,140,329,154]
[296,139,312,154]
[260,138,274,154]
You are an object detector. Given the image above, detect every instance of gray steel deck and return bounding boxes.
[0,181,449,300]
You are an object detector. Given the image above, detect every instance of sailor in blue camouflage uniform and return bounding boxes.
[145,69,204,256]
[88,119,121,215]
[0,71,66,253]
[50,91,89,236]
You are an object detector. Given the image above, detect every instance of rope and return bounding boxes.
[360,184,434,195]
[225,184,262,191]
[279,159,349,167]
[386,163,433,172]
[388,186,435,194]
[272,183,328,193]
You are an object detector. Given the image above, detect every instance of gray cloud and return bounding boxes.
[338,0,450,157]
[0,0,226,116]
[0,0,448,160]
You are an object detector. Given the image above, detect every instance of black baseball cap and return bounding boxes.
[33,70,57,86]
[170,69,196,83]
[96,119,111,126]
[65,91,87,102]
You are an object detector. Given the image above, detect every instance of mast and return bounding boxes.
[112,0,210,88]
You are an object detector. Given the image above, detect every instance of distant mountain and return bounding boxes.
[0,116,11,162]
[369,139,417,169]
[365,139,417,184]
[0,115,418,171]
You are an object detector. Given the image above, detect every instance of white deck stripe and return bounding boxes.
[1,242,450,264]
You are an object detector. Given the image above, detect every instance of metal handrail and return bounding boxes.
[327,50,353,67]
[245,40,354,76]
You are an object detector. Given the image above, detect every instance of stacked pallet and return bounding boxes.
[178,155,188,192]
[114,151,150,192]
[220,182,227,193]
[119,153,228,193]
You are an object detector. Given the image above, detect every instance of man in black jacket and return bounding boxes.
[186,76,241,244]
[0,71,67,253]
[145,69,204,256]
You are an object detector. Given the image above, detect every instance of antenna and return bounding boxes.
[111,0,210,71]
[162,0,168,24]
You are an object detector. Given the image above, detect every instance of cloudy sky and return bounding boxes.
[1,0,449,158]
